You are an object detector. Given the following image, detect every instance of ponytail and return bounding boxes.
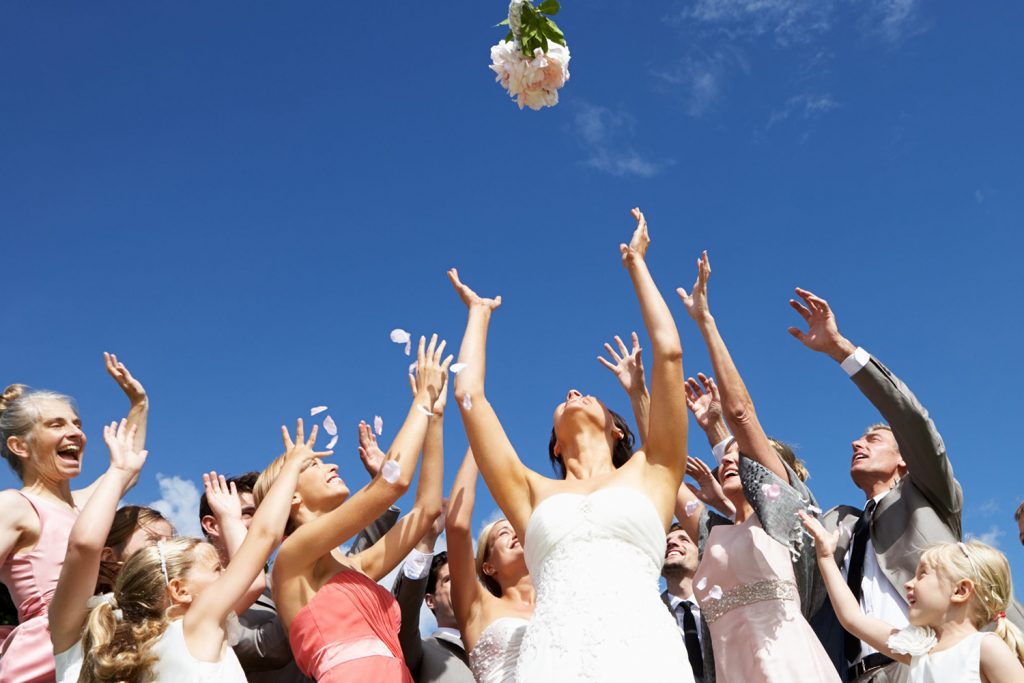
[993,612,1024,670]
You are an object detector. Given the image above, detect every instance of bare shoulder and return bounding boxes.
[979,632,1024,679]
[0,489,34,529]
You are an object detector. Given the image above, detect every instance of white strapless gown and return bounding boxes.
[470,616,529,683]
[515,487,692,682]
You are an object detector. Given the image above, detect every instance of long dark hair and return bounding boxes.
[548,408,635,479]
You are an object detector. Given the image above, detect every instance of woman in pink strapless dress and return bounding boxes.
[256,337,447,683]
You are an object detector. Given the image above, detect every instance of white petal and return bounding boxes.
[696,577,708,591]
[374,415,383,436]
[390,328,411,343]
[408,362,418,375]
[765,483,781,501]
[323,415,337,436]
[310,406,328,416]
[450,363,468,374]
[684,501,699,517]
[405,340,412,356]
[462,393,473,411]
[381,460,401,484]
[708,585,723,600]
[806,505,822,516]
[325,434,338,450]
[416,405,434,417]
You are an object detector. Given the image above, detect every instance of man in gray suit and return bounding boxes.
[660,523,713,683]
[393,518,475,683]
[199,471,399,683]
[789,288,1023,683]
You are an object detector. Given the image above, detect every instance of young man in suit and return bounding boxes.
[661,523,713,683]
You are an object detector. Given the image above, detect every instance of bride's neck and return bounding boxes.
[560,432,616,480]
[501,575,535,607]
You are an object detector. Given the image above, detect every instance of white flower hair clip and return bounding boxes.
[87,592,124,622]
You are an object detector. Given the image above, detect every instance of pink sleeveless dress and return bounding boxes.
[0,492,77,683]
[289,569,413,683]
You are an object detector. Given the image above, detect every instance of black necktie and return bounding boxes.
[844,498,877,662]
[678,601,705,683]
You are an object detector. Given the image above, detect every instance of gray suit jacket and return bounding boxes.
[659,590,714,683]
[813,355,1024,676]
[232,506,401,682]
[392,571,475,683]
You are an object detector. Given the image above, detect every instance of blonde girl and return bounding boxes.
[802,512,1024,683]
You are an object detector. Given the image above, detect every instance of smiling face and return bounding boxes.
[715,440,743,500]
[850,427,905,491]
[904,557,958,627]
[295,457,349,513]
[478,518,527,594]
[662,527,698,578]
[8,397,86,482]
[167,542,223,611]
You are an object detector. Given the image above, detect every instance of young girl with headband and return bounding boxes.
[802,512,1024,682]
[77,420,328,682]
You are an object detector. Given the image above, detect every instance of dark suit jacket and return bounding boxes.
[233,506,400,682]
[392,570,475,683]
[660,590,714,683]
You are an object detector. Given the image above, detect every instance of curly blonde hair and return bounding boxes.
[80,537,202,683]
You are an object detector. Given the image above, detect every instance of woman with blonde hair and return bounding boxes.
[802,514,1024,683]
[264,335,449,683]
[0,354,148,682]
[77,421,324,682]
[446,448,533,682]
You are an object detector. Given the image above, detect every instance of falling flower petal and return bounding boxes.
[374,415,383,436]
[381,460,401,484]
[405,340,412,356]
[684,501,699,517]
[696,577,707,591]
[762,483,782,501]
[325,434,338,450]
[390,329,411,344]
[408,362,418,375]
[323,416,337,437]
[806,505,822,516]
[462,393,473,411]
[708,585,723,601]
[416,405,434,417]
[310,406,328,416]
[450,363,468,374]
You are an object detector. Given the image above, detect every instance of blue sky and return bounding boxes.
[2,0,1023,590]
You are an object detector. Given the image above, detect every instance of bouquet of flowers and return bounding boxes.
[489,0,570,111]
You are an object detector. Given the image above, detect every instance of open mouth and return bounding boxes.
[510,538,521,550]
[665,549,684,559]
[852,453,869,464]
[56,444,82,464]
[722,469,739,480]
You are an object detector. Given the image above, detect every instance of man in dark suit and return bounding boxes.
[789,288,1023,683]
[660,523,713,683]
[393,518,474,683]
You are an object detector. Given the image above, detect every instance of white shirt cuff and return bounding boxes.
[402,548,434,580]
[711,438,732,466]
[841,347,871,377]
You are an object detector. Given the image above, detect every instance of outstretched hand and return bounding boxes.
[685,456,734,517]
[104,352,147,406]
[280,418,333,469]
[357,420,387,477]
[684,373,721,432]
[676,251,711,322]
[597,332,647,397]
[619,207,650,266]
[102,419,147,475]
[412,334,453,413]
[448,268,502,311]
[203,471,242,522]
[786,288,856,362]
[798,510,839,561]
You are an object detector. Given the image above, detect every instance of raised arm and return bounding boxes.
[678,252,785,481]
[275,336,445,575]
[620,208,687,487]
[355,339,450,581]
[184,420,325,660]
[788,288,959,514]
[49,420,147,653]
[799,511,908,663]
[202,472,266,617]
[597,332,651,444]
[684,374,731,450]
[449,268,535,536]
[445,448,491,645]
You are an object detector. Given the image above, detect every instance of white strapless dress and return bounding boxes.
[470,616,529,683]
[515,487,692,683]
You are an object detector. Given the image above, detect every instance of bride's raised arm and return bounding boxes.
[449,268,535,537]
[620,209,688,505]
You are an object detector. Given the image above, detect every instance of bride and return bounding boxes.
[447,208,692,682]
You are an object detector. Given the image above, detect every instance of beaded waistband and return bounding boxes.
[701,579,798,624]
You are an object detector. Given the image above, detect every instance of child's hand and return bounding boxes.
[103,419,147,476]
[799,509,840,560]
[203,472,242,523]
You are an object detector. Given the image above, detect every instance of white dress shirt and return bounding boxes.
[664,592,704,649]
[841,347,910,664]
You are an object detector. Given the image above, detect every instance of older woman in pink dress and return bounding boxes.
[0,355,147,683]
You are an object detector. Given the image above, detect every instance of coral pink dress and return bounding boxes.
[0,492,77,683]
[289,569,413,683]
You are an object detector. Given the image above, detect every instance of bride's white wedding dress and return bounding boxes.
[470,616,529,683]
[515,487,692,683]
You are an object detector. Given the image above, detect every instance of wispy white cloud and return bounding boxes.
[865,0,924,44]
[653,51,739,117]
[149,474,202,538]
[573,102,672,177]
[767,92,839,127]
[967,526,1005,548]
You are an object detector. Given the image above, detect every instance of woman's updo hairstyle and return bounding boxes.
[0,384,78,480]
[548,408,635,479]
